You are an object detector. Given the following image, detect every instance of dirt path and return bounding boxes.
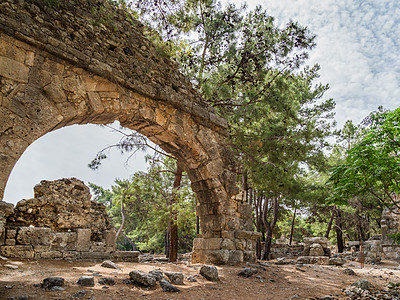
[1,258,400,299]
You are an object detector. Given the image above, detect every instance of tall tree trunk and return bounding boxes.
[263,226,273,260]
[325,207,336,238]
[289,208,297,245]
[335,208,344,253]
[165,230,170,257]
[262,197,279,260]
[255,195,262,259]
[115,201,126,246]
[168,164,183,262]
[242,173,248,202]
[196,216,200,235]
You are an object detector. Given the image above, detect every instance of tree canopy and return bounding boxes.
[329,107,400,209]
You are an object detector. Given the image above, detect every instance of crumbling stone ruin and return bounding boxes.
[0,178,138,261]
[0,0,259,264]
[296,237,335,265]
[381,207,400,261]
[270,244,304,259]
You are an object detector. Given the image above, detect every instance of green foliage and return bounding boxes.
[91,157,196,253]
[329,108,400,208]
[387,233,400,245]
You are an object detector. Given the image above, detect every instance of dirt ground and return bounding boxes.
[1,256,400,300]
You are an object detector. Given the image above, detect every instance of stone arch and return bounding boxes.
[0,0,259,264]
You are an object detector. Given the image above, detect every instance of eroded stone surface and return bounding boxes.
[0,179,118,260]
[12,178,111,237]
[0,0,260,264]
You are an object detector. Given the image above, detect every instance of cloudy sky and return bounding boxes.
[3,0,399,204]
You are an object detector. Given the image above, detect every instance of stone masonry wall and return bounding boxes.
[0,178,139,261]
[270,244,304,259]
[381,207,400,261]
[0,0,260,264]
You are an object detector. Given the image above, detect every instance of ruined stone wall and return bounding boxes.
[381,207,400,261]
[0,0,260,264]
[0,0,227,130]
[270,244,304,259]
[0,178,137,261]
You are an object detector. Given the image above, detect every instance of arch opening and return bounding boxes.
[0,26,259,264]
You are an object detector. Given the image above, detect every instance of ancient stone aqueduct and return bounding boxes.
[0,0,260,264]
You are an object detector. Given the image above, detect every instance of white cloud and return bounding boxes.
[254,0,400,126]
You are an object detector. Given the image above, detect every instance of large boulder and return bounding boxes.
[129,270,157,287]
[164,271,184,285]
[200,265,219,281]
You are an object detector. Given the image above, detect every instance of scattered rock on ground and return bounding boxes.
[129,270,157,287]
[343,268,356,276]
[159,279,180,292]
[247,263,267,271]
[76,276,95,287]
[149,270,165,281]
[73,290,87,298]
[186,275,198,282]
[41,277,65,289]
[164,271,184,285]
[200,265,218,281]
[351,279,372,290]
[329,258,346,266]
[98,277,116,285]
[50,286,65,291]
[101,260,120,270]
[238,267,258,278]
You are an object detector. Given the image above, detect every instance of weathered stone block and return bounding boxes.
[52,232,77,251]
[193,238,222,250]
[63,251,81,260]
[43,82,67,103]
[37,251,63,259]
[33,245,52,253]
[104,229,116,249]
[229,250,244,264]
[221,239,236,250]
[0,245,34,258]
[90,242,105,252]
[87,92,104,114]
[5,239,15,246]
[303,237,329,248]
[6,229,16,239]
[234,239,246,251]
[112,251,139,262]
[17,227,54,245]
[192,249,230,265]
[221,231,234,239]
[309,243,325,256]
[0,56,29,83]
[243,251,256,262]
[76,229,91,252]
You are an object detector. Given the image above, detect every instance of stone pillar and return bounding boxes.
[191,189,260,265]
